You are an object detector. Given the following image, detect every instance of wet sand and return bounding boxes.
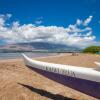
[0,53,100,100]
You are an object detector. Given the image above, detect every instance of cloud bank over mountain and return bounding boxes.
[0,14,99,48]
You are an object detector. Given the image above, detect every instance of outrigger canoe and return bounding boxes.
[23,54,100,99]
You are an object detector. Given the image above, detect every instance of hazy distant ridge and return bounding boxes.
[0,42,80,52]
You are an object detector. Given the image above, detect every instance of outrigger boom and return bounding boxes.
[23,54,100,99]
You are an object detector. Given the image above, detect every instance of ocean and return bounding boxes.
[0,52,57,60]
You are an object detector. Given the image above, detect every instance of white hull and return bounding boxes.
[23,54,100,99]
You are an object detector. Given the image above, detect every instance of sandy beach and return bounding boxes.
[0,53,100,100]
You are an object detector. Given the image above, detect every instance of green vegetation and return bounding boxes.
[83,46,100,54]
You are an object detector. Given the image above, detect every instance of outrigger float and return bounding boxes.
[23,54,100,99]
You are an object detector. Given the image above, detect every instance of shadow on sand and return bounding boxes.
[18,83,76,100]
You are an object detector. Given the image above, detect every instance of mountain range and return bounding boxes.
[0,42,81,52]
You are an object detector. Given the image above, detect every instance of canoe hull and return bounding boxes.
[27,65,100,99]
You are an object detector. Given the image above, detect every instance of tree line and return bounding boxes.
[83,46,100,54]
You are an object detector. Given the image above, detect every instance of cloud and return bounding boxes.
[0,14,99,48]
[76,19,82,26]
[83,16,93,26]
[12,21,20,28]
[35,20,43,25]
[0,14,12,27]
[76,16,93,26]
[6,14,12,18]
[34,17,43,25]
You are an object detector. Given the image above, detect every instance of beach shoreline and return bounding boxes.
[0,53,99,100]
[0,53,68,62]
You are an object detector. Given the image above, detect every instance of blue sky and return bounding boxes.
[0,0,99,48]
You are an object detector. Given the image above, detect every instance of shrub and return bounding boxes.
[83,46,100,54]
